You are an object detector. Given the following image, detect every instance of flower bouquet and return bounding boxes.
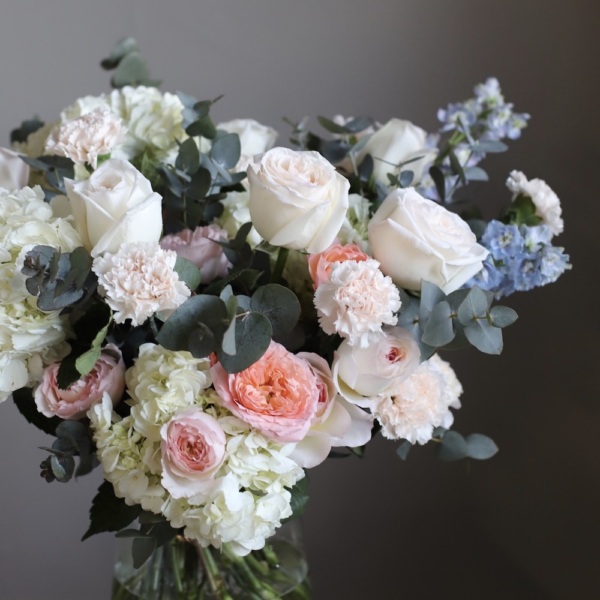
[0,38,570,598]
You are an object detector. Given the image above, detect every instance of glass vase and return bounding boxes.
[111,519,311,599]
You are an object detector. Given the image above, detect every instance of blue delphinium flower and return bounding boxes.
[467,220,571,298]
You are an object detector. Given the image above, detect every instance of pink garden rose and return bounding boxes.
[308,242,369,289]
[34,344,125,419]
[160,224,231,283]
[160,407,226,498]
[211,341,320,443]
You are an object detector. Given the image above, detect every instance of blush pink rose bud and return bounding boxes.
[34,344,125,419]
[160,224,231,283]
[308,242,370,289]
[160,407,227,499]
[211,340,320,443]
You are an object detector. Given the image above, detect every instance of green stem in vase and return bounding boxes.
[197,544,235,600]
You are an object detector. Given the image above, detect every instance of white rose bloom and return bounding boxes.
[92,242,190,326]
[355,118,434,185]
[368,188,488,293]
[45,107,126,168]
[373,354,463,444]
[217,118,278,172]
[247,147,349,254]
[64,158,162,257]
[314,258,401,348]
[506,170,564,236]
[332,326,420,407]
[0,148,29,190]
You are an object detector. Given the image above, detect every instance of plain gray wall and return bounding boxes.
[1,1,598,599]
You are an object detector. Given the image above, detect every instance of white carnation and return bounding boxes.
[92,242,191,326]
[45,107,126,168]
[373,354,462,444]
[314,258,401,348]
[506,170,564,236]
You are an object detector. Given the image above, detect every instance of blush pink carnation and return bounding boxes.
[160,224,231,283]
[308,242,370,289]
[210,341,320,443]
[160,407,226,499]
[34,344,125,419]
[314,258,401,348]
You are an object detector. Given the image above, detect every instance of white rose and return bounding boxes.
[332,327,420,407]
[64,158,162,256]
[356,118,433,185]
[368,188,488,293]
[217,119,278,172]
[0,148,29,190]
[247,147,349,254]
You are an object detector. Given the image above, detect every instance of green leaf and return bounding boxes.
[157,295,229,356]
[284,476,309,522]
[186,116,217,140]
[50,453,75,483]
[396,441,412,461]
[13,387,61,436]
[210,133,241,169]
[429,165,446,202]
[489,305,518,328]
[111,51,160,88]
[10,117,45,145]
[75,322,110,378]
[250,284,301,337]
[132,536,158,569]
[421,301,454,347]
[464,319,503,354]
[100,36,138,69]
[175,137,200,174]
[419,280,446,323]
[457,286,490,325]
[464,166,489,181]
[466,434,499,460]
[82,481,142,541]
[317,115,353,135]
[436,431,468,461]
[217,311,272,373]
[174,255,202,291]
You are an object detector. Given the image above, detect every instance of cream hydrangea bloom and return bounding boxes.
[373,354,463,444]
[92,242,191,326]
[0,186,81,402]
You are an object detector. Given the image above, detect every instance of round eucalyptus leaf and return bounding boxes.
[466,433,499,460]
[250,284,301,336]
[436,431,468,461]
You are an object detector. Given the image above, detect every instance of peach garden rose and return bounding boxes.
[210,340,320,443]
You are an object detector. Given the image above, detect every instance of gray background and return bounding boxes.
[0,1,598,598]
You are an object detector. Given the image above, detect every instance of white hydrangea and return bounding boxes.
[125,343,212,440]
[0,186,81,402]
[89,368,305,555]
[336,193,372,252]
[59,86,187,164]
[215,189,262,247]
[314,258,401,348]
[373,354,462,444]
[506,170,564,236]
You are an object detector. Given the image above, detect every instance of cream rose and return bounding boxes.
[64,158,162,256]
[332,326,420,407]
[355,118,433,185]
[0,148,29,190]
[247,148,349,254]
[368,188,488,293]
[217,118,278,172]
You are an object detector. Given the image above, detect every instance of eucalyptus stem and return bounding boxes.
[272,246,289,283]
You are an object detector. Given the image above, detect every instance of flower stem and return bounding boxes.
[272,247,289,283]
